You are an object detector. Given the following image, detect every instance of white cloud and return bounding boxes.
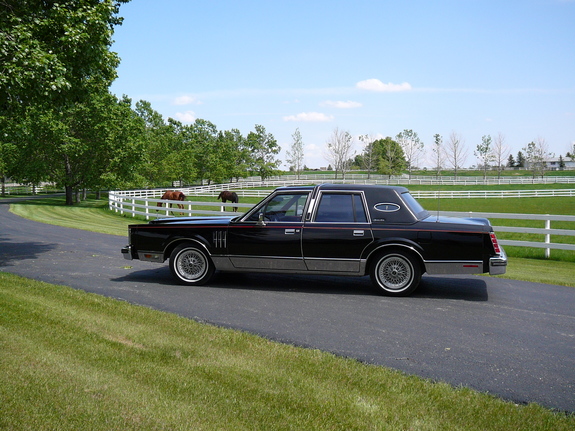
[320,100,362,109]
[172,95,201,106]
[283,112,334,122]
[356,79,412,92]
[174,111,196,123]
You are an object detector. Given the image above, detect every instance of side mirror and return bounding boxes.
[257,213,266,226]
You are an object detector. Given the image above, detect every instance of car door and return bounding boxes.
[227,191,310,270]
[302,191,373,273]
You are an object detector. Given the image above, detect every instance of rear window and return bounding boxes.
[401,192,426,216]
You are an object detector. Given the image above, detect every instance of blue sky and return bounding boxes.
[110,0,575,169]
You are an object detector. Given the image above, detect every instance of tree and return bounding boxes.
[324,128,354,179]
[492,133,510,179]
[286,128,305,179]
[359,134,378,179]
[246,124,281,180]
[507,154,516,168]
[516,151,525,168]
[474,135,494,179]
[396,129,423,178]
[430,133,445,178]
[13,92,145,204]
[523,138,550,178]
[220,128,249,182]
[559,155,565,170]
[372,137,406,177]
[135,100,175,186]
[445,132,468,177]
[567,143,575,161]
[1,0,131,204]
[1,0,128,112]
[187,119,220,185]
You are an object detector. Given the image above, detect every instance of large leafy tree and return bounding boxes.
[134,100,175,186]
[13,93,146,202]
[246,124,281,180]
[1,0,128,110]
[218,128,249,182]
[372,137,406,177]
[187,119,221,185]
[1,0,131,203]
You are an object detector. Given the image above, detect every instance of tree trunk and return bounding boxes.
[65,185,74,205]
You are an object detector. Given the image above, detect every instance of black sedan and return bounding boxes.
[122,184,507,296]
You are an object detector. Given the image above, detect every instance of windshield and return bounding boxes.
[244,192,310,222]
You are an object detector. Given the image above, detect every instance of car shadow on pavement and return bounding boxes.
[0,236,58,268]
[415,275,488,301]
[113,266,375,296]
[113,267,488,300]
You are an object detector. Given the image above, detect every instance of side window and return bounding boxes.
[353,194,368,222]
[315,193,367,223]
[246,193,309,222]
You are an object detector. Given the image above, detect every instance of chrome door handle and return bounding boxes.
[285,229,296,235]
[353,230,364,236]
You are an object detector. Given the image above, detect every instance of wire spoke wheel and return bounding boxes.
[178,249,207,280]
[170,244,214,285]
[371,251,421,296]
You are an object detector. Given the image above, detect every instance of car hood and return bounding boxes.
[149,216,237,226]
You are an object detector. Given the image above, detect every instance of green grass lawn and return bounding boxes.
[1,272,573,430]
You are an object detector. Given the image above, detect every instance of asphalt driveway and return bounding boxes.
[1,200,574,412]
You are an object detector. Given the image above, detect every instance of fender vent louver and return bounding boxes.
[213,231,227,249]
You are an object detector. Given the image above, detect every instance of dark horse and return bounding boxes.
[217,191,239,212]
[157,190,186,215]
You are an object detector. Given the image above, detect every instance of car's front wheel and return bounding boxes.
[169,243,214,285]
[370,250,421,296]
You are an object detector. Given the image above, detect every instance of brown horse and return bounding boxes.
[157,190,186,215]
[217,191,239,212]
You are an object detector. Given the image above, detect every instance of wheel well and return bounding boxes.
[164,239,210,261]
[366,244,425,274]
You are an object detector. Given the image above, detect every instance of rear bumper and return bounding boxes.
[489,246,507,275]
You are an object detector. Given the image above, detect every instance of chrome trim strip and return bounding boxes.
[424,260,484,275]
[229,256,307,271]
[303,257,363,273]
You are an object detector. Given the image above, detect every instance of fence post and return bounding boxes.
[545,217,551,259]
[132,199,135,217]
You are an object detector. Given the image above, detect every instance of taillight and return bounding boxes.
[490,232,501,254]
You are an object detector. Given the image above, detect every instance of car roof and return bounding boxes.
[275,184,409,194]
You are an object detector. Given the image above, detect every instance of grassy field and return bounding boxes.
[1,272,573,430]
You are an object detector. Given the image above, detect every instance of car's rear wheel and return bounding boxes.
[370,250,421,296]
[169,243,214,285]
